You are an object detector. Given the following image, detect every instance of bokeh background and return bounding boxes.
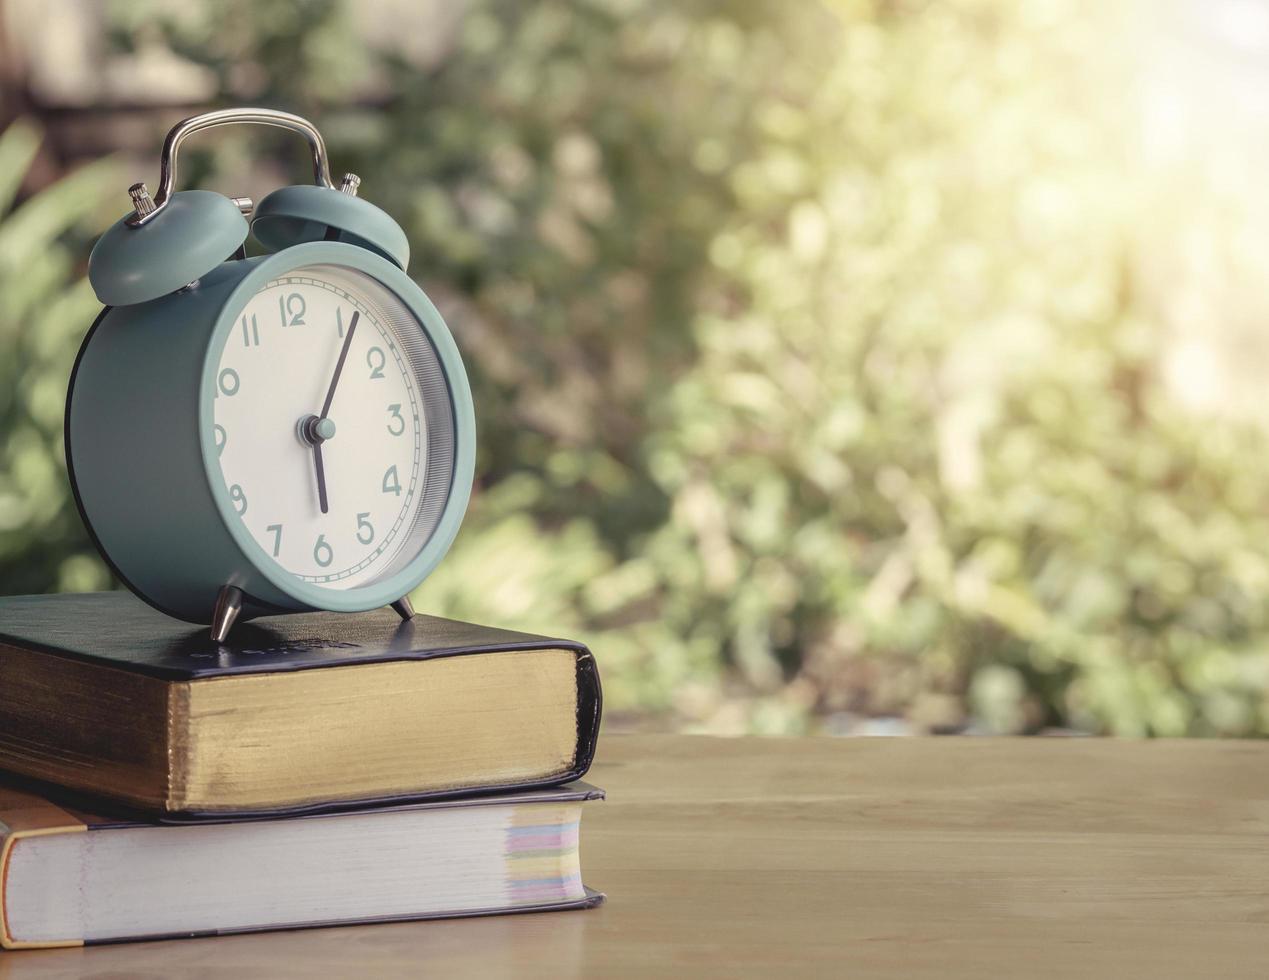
[3,0,1269,735]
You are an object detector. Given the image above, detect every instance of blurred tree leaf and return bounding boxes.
[2,0,1258,736]
[0,121,118,596]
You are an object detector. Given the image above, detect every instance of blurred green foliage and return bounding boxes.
[5,0,1269,734]
[0,122,117,597]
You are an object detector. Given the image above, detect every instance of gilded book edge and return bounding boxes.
[0,631,601,819]
[165,680,192,814]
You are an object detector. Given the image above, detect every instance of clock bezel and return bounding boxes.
[197,241,475,613]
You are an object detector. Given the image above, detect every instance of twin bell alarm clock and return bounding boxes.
[68,109,475,641]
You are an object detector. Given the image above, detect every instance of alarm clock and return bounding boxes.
[67,108,475,642]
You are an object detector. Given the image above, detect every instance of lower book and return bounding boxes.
[0,781,604,950]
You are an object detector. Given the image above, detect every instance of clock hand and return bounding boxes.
[314,441,329,515]
[320,310,359,419]
[301,415,336,513]
[308,311,359,514]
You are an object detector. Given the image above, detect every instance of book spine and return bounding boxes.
[573,649,603,779]
[0,789,90,949]
[0,822,86,950]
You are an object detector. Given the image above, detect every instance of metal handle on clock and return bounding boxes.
[126,108,338,227]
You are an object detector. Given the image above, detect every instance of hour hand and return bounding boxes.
[314,440,329,514]
[300,414,336,514]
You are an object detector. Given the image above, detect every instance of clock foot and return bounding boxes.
[210,585,244,643]
[390,596,415,622]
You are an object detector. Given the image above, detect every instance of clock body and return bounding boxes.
[66,241,476,624]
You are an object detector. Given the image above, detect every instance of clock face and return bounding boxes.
[210,263,455,592]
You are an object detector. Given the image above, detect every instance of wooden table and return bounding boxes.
[2,735,1267,978]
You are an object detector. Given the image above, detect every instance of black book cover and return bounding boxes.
[0,591,596,682]
[0,591,602,820]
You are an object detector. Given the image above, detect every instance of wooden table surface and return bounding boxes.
[2,735,1267,978]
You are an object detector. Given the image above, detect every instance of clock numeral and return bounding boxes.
[213,424,227,456]
[336,307,346,338]
[217,368,240,397]
[266,523,283,557]
[313,533,333,568]
[356,512,375,545]
[382,464,402,496]
[279,292,307,327]
[367,346,386,380]
[386,404,405,436]
[240,313,260,347]
[229,484,247,515]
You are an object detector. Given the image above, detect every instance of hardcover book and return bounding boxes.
[0,780,604,949]
[0,592,601,819]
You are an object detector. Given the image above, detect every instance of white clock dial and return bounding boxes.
[211,265,434,591]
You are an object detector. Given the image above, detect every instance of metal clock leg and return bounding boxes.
[210,585,244,642]
[390,596,415,621]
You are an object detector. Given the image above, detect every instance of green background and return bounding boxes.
[3,0,1269,735]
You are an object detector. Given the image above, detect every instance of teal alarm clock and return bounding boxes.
[68,109,475,642]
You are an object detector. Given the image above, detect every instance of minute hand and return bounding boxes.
[320,311,360,419]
